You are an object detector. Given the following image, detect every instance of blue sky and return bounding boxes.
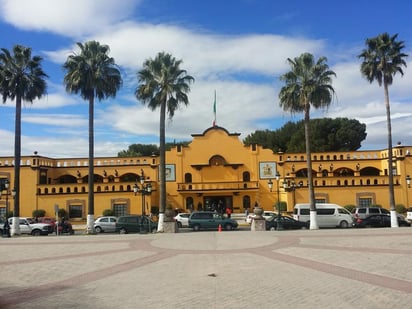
[1,0,412,158]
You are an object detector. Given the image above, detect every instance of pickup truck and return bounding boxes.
[0,217,53,236]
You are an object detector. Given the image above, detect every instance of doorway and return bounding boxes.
[203,196,233,214]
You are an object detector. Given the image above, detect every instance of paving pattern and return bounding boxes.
[1,228,412,308]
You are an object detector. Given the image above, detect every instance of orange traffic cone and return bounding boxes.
[218,224,222,232]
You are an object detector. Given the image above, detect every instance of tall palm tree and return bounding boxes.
[279,52,336,229]
[358,33,408,228]
[0,45,48,235]
[63,41,122,233]
[135,52,194,232]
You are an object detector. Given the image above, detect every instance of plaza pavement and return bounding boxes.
[1,226,412,309]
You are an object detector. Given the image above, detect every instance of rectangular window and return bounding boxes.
[113,204,127,217]
[315,198,326,203]
[316,208,335,215]
[69,205,83,219]
[359,198,372,207]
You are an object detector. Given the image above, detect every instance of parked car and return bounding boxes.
[115,215,157,234]
[174,213,190,228]
[94,216,117,233]
[352,207,390,219]
[0,217,53,236]
[188,211,238,231]
[266,215,308,230]
[293,203,354,228]
[246,211,276,224]
[355,214,411,228]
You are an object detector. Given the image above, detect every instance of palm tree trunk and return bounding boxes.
[11,95,22,235]
[157,100,167,232]
[86,96,95,233]
[384,82,398,227]
[304,104,318,230]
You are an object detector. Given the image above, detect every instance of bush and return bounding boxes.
[395,204,406,214]
[58,208,67,219]
[102,209,114,216]
[274,201,287,212]
[344,205,356,213]
[32,209,46,218]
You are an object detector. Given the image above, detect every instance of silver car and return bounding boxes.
[94,216,117,233]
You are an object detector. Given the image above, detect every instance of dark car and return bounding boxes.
[115,215,157,234]
[188,211,238,231]
[266,215,308,230]
[355,214,411,228]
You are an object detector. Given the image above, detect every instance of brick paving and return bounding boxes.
[0,228,412,308]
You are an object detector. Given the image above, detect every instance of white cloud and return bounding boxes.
[0,0,139,38]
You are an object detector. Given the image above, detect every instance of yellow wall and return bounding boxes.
[1,126,412,220]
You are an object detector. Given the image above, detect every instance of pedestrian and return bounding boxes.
[225,207,232,218]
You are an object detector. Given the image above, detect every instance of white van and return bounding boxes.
[293,203,354,228]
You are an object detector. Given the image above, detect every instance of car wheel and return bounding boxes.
[177,222,182,228]
[193,224,200,231]
[339,220,349,228]
[151,227,157,233]
[95,226,102,233]
[225,224,232,231]
[119,228,127,234]
[269,226,276,231]
[32,229,41,236]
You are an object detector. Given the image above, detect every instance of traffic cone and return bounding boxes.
[218,224,222,232]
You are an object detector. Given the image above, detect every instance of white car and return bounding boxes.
[174,213,190,228]
[246,211,277,223]
[94,216,117,233]
[1,217,53,236]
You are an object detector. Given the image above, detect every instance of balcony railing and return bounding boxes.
[177,181,259,192]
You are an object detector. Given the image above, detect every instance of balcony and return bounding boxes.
[177,181,259,192]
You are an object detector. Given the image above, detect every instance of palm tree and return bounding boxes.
[135,52,194,232]
[0,45,48,235]
[63,41,122,233]
[279,52,336,229]
[358,33,408,228]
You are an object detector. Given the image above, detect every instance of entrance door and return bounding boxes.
[203,196,233,214]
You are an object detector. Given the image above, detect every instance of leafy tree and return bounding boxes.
[118,144,159,157]
[279,53,336,230]
[244,118,365,152]
[63,41,122,233]
[135,52,194,232]
[32,209,46,218]
[0,45,48,235]
[358,33,408,227]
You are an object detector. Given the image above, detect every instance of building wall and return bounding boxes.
[1,126,412,220]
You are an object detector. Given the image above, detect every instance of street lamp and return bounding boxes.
[283,180,303,207]
[1,179,11,237]
[133,170,152,234]
[268,171,282,230]
[275,171,282,230]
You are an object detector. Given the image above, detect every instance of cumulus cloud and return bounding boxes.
[0,0,139,38]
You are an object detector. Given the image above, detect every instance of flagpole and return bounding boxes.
[213,90,217,126]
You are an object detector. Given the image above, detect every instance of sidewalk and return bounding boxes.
[1,228,412,308]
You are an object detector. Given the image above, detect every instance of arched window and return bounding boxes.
[186,197,194,211]
[243,195,251,209]
[242,171,250,182]
[185,173,192,183]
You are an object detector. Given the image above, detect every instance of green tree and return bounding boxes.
[358,33,408,228]
[118,144,159,157]
[279,53,336,229]
[135,52,194,232]
[0,45,48,235]
[244,118,366,152]
[63,41,122,233]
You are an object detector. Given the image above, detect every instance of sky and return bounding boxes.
[1,0,412,158]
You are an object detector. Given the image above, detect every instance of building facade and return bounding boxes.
[1,126,412,221]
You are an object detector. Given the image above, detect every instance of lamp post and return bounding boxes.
[406,175,411,207]
[1,179,11,237]
[268,171,282,230]
[283,180,303,207]
[133,170,152,234]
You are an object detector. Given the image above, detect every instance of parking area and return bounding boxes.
[1,227,412,308]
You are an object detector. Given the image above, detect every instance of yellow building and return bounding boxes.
[1,126,412,221]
